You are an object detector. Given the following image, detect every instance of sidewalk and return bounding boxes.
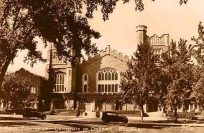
[128,116,167,121]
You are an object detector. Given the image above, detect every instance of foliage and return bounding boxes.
[0,0,102,89]
[161,39,195,122]
[96,111,100,118]
[0,75,30,112]
[190,22,204,112]
[121,42,160,122]
[167,111,197,120]
[193,77,204,111]
[191,22,204,66]
[0,68,47,113]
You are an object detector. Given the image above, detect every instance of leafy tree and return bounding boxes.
[121,42,160,122]
[193,77,204,112]
[191,22,204,112]
[0,75,30,112]
[192,22,204,66]
[0,0,101,88]
[161,39,195,122]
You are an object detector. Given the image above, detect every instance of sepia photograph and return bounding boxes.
[0,0,204,132]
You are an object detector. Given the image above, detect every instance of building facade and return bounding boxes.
[47,25,170,114]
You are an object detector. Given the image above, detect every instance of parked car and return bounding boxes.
[101,111,128,123]
[22,107,47,120]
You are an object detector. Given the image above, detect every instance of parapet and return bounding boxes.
[136,25,147,32]
[149,34,169,46]
[81,46,130,65]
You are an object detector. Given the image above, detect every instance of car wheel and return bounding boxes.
[42,116,47,120]
[102,120,109,123]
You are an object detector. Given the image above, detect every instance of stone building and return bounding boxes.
[46,25,170,114]
[136,25,170,60]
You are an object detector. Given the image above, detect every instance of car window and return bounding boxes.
[107,113,117,116]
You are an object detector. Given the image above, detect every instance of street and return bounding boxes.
[0,114,204,133]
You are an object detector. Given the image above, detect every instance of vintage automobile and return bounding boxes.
[22,107,47,120]
[101,111,128,123]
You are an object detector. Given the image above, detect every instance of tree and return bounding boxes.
[0,75,30,112]
[121,42,160,122]
[161,39,195,122]
[193,77,204,112]
[191,22,204,112]
[0,0,103,88]
[192,22,204,66]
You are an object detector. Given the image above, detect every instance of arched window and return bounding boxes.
[82,74,88,93]
[105,73,108,80]
[54,73,66,92]
[97,68,120,94]
[115,72,118,80]
[108,72,111,80]
[101,73,104,80]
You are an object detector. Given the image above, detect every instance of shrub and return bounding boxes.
[96,111,100,118]
[167,111,196,119]
[75,110,80,117]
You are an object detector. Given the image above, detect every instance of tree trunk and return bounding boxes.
[173,106,178,123]
[140,105,144,123]
[0,58,13,88]
[75,100,80,117]
[49,99,55,115]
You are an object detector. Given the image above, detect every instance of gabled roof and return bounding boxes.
[6,68,47,86]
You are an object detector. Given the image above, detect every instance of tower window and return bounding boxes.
[82,73,88,93]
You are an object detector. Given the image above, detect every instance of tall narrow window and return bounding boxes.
[98,84,101,92]
[84,85,87,92]
[82,73,88,93]
[105,73,108,80]
[98,73,101,80]
[108,72,111,80]
[54,73,66,92]
[115,72,118,80]
[101,73,104,80]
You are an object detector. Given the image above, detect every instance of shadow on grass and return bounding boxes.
[0,116,42,121]
[0,116,24,120]
[43,120,164,130]
[0,122,38,127]
[40,118,204,130]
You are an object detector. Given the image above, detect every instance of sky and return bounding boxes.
[7,0,204,77]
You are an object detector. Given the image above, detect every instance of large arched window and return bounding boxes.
[82,73,88,93]
[54,73,66,92]
[97,68,119,94]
